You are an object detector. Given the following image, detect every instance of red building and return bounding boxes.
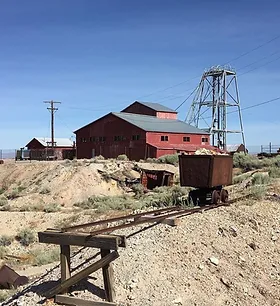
[26,137,75,160]
[74,101,214,160]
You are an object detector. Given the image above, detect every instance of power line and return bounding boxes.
[136,33,280,100]
[175,49,280,112]
[238,55,280,77]
[223,34,280,65]
[202,97,280,120]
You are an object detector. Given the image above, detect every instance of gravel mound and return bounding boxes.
[2,199,280,306]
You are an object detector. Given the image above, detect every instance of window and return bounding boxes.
[90,136,95,142]
[132,135,140,141]
[161,135,169,141]
[114,136,124,141]
[80,137,87,143]
[202,137,208,143]
[99,136,106,142]
[183,136,190,142]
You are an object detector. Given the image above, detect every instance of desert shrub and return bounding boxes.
[16,228,36,246]
[0,246,7,259]
[268,166,280,178]
[0,290,16,302]
[0,196,11,211]
[6,189,20,200]
[30,248,60,266]
[0,235,12,246]
[249,185,267,200]
[43,203,60,213]
[233,173,251,184]
[131,184,145,198]
[157,154,179,165]
[19,203,44,212]
[0,188,6,195]
[252,173,271,185]
[17,186,26,193]
[117,154,129,161]
[39,187,51,195]
[145,158,158,163]
[145,186,190,207]
[0,196,8,207]
[74,195,142,212]
[233,153,261,170]
[55,214,80,229]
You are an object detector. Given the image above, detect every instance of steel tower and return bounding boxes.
[186,65,245,150]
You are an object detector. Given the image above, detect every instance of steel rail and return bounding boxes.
[62,205,182,232]
[83,202,229,236]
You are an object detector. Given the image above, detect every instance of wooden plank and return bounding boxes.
[38,232,126,250]
[45,251,119,299]
[60,245,71,293]
[55,295,116,306]
[135,215,180,226]
[101,249,115,302]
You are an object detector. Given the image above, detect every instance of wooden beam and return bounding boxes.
[60,245,71,293]
[38,232,126,250]
[101,249,115,302]
[55,295,116,306]
[45,251,119,299]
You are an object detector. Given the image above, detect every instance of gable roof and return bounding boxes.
[124,101,177,113]
[26,137,74,148]
[112,112,208,134]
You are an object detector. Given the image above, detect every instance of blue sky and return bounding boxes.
[1,0,280,152]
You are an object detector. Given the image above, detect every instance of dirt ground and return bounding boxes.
[0,160,279,306]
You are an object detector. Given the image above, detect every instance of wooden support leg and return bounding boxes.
[45,250,119,299]
[101,249,116,302]
[60,245,71,293]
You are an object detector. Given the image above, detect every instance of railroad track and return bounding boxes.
[60,195,247,236]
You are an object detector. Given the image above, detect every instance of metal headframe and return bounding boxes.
[186,65,245,150]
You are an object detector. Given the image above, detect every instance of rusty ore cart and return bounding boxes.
[179,154,233,205]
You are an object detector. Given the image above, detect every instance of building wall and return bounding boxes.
[146,132,209,147]
[26,139,45,150]
[156,112,177,119]
[75,114,146,160]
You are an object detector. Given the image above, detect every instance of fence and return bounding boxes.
[260,143,280,154]
[0,149,16,159]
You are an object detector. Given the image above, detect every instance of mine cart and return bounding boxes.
[179,154,233,205]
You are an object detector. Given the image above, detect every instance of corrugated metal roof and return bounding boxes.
[31,137,74,147]
[112,112,208,134]
[226,144,243,152]
[135,101,177,113]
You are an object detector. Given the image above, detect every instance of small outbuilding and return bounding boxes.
[25,137,76,160]
[226,144,247,154]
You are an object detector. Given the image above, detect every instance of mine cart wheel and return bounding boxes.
[220,189,229,203]
[211,190,220,204]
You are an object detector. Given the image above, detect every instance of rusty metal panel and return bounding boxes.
[0,265,29,289]
[179,155,233,188]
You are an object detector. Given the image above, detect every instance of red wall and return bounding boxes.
[146,132,209,146]
[75,114,146,160]
[26,139,45,149]
[156,112,177,119]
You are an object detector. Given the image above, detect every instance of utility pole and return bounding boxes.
[43,100,61,150]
